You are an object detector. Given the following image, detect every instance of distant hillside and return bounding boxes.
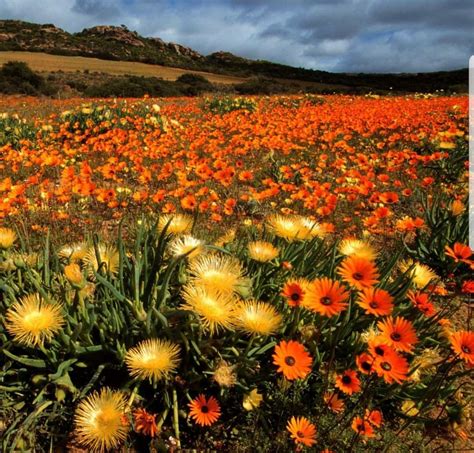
[0,20,468,93]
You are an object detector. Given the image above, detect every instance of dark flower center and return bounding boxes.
[357,423,364,432]
[390,332,401,342]
[291,293,301,301]
[285,356,296,366]
[353,272,364,280]
[375,346,385,356]
[342,375,352,384]
[320,296,332,306]
[201,405,209,414]
[461,345,471,354]
[369,301,378,308]
[381,362,391,371]
[362,362,371,371]
[296,431,304,438]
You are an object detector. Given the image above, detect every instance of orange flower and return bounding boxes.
[356,352,375,375]
[377,317,418,353]
[450,331,474,365]
[286,416,317,447]
[181,194,197,211]
[337,257,379,290]
[188,394,221,426]
[323,392,345,413]
[304,278,349,317]
[335,369,361,395]
[134,408,158,437]
[273,340,313,380]
[281,279,307,307]
[407,291,436,317]
[372,347,409,384]
[445,243,472,263]
[351,416,375,438]
[365,409,383,427]
[357,288,393,316]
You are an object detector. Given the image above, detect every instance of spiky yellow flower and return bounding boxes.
[58,242,89,263]
[169,235,205,260]
[64,263,85,287]
[74,388,129,452]
[0,227,16,249]
[5,294,64,347]
[266,215,312,241]
[188,254,251,296]
[11,252,39,269]
[248,241,279,262]
[125,339,180,382]
[181,285,236,334]
[339,238,378,261]
[157,214,193,235]
[213,360,237,388]
[301,218,327,238]
[215,229,236,247]
[233,300,282,336]
[401,400,419,417]
[83,244,119,276]
[400,260,438,288]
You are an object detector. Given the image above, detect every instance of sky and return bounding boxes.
[0,0,472,73]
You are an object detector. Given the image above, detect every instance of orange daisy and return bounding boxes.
[134,408,158,437]
[281,279,307,307]
[367,337,393,359]
[286,416,317,447]
[357,288,394,316]
[335,369,361,395]
[337,256,379,290]
[445,243,472,263]
[351,416,375,438]
[188,394,221,426]
[365,409,383,427]
[323,392,345,413]
[450,331,474,365]
[372,348,409,384]
[304,278,349,317]
[407,291,437,317]
[273,340,313,380]
[356,352,375,375]
[377,317,418,353]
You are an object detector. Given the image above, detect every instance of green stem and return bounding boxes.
[173,388,181,448]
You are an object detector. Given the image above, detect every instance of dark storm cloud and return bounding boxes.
[0,0,472,72]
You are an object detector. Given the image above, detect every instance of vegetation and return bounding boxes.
[0,94,471,451]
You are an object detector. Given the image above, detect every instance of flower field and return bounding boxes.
[0,93,472,452]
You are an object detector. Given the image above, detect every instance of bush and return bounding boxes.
[0,61,54,96]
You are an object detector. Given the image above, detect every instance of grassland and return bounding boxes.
[0,51,248,84]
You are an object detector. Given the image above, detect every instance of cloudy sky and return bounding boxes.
[0,0,472,73]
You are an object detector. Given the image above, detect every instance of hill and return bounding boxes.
[0,19,468,93]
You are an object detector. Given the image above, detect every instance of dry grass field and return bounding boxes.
[0,51,248,84]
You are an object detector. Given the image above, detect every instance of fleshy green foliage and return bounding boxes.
[203,96,257,114]
[0,114,37,148]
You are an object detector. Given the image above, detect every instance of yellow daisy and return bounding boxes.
[0,227,17,249]
[188,254,251,296]
[83,244,119,276]
[233,300,282,336]
[181,285,236,334]
[125,339,180,382]
[58,242,89,263]
[400,260,438,288]
[169,235,205,260]
[5,293,64,347]
[64,263,85,287]
[339,238,378,261]
[157,214,193,235]
[74,388,129,452]
[248,241,279,262]
[266,215,312,241]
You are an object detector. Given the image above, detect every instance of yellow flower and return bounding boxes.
[401,400,419,417]
[243,389,263,411]
[339,238,378,261]
[214,229,236,247]
[125,339,180,382]
[213,360,237,388]
[157,214,193,235]
[64,263,85,287]
[400,260,438,288]
[83,244,119,276]
[181,285,236,334]
[248,241,279,262]
[0,227,17,249]
[301,217,328,238]
[233,300,282,336]
[74,388,129,452]
[5,294,64,347]
[266,215,312,241]
[58,242,89,263]
[188,254,251,296]
[169,235,205,260]
[439,141,456,149]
